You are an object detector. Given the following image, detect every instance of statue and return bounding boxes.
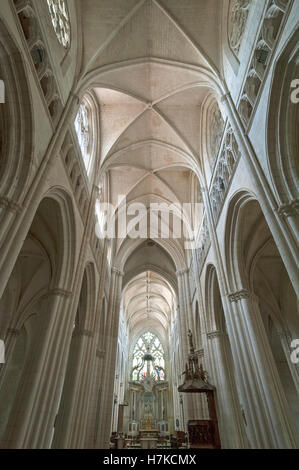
[199,363,208,383]
[187,329,195,354]
[144,401,152,417]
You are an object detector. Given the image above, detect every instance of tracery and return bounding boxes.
[47,0,70,48]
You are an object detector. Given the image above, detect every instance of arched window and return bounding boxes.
[131,332,166,382]
[47,0,70,48]
[74,103,92,175]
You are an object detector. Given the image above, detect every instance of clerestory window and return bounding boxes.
[74,103,92,175]
[47,0,70,48]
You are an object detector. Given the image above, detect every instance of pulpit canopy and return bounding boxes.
[178,330,215,393]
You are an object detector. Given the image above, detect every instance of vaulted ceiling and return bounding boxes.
[80,0,223,75]
[122,270,175,336]
[78,0,225,334]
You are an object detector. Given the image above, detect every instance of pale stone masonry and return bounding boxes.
[0,0,298,449]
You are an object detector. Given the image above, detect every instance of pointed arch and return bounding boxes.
[0,17,33,204]
[267,28,299,207]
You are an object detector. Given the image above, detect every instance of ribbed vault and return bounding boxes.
[122,270,176,336]
[78,0,225,271]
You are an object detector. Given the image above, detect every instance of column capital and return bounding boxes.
[176,268,189,277]
[278,199,299,218]
[7,328,20,337]
[220,92,231,104]
[0,196,22,213]
[42,288,72,300]
[206,330,226,340]
[93,184,102,196]
[275,328,291,340]
[96,348,105,358]
[228,289,250,303]
[112,267,124,277]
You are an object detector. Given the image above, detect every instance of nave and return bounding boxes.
[0,0,298,449]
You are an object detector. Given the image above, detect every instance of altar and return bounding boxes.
[140,437,158,449]
[126,359,171,439]
[120,334,173,443]
[139,418,159,437]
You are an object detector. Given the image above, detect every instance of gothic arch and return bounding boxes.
[38,187,77,290]
[0,17,33,205]
[123,265,177,296]
[224,190,259,292]
[115,236,185,276]
[205,264,225,334]
[129,329,167,360]
[0,190,76,335]
[204,264,215,333]
[225,189,299,297]
[267,28,299,208]
[79,262,97,332]
[0,191,76,447]
[224,191,299,437]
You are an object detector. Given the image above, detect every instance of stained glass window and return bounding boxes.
[47,0,70,48]
[131,332,166,381]
[74,104,91,174]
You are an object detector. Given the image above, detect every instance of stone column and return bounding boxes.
[206,330,248,448]
[225,289,298,448]
[68,186,108,450]
[176,269,195,422]
[0,327,22,442]
[176,275,188,368]
[82,240,110,449]
[179,394,187,434]
[181,269,202,419]
[136,390,139,422]
[0,198,22,252]
[278,201,299,247]
[112,394,118,434]
[277,330,299,394]
[51,328,95,449]
[96,267,123,448]
[117,404,125,435]
[0,328,20,380]
[1,288,72,449]
[198,124,297,447]
[181,269,196,335]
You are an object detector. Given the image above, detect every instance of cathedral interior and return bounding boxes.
[0,0,298,450]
